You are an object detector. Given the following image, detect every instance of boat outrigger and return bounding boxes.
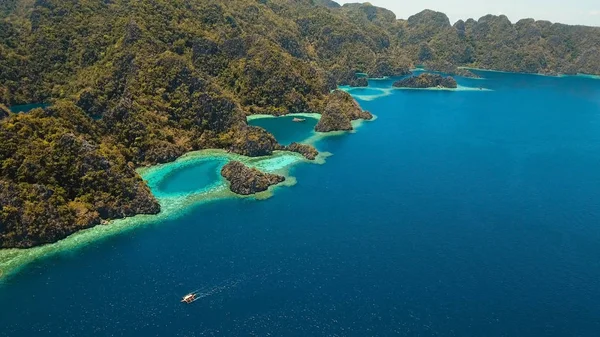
[181,293,197,304]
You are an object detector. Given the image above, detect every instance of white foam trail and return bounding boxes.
[185,268,279,303]
[186,277,245,302]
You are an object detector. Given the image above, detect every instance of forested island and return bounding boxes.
[393,73,458,89]
[1,0,600,248]
[221,161,285,195]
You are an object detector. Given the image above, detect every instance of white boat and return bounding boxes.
[181,293,196,304]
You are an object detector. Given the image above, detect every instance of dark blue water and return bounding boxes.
[9,103,49,113]
[2,72,600,336]
[248,115,318,145]
[156,160,224,195]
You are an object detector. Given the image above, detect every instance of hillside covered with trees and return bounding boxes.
[1,0,599,248]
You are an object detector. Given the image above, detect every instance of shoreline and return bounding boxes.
[391,85,492,92]
[459,66,600,79]
[0,112,373,281]
[246,112,321,122]
[0,150,306,282]
[338,87,394,101]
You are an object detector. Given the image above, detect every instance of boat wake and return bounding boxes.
[183,269,277,303]
[187,278,243,302]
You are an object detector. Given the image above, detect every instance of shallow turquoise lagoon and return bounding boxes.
[9,103,49,113]
[248,115,319,145]
[2,71,600,336]
[155,160,225,196]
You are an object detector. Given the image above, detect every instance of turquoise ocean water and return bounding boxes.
[8,103,48,113]
[249,115,319,145]
[1,71,600,336]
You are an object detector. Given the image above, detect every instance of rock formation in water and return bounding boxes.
[221,161,285,195]
[1,0,600,247]
[315,90,373,132]
[393,73,458,89]
[285,142,319,160]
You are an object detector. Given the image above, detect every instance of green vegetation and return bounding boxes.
[399,10,600,75]
[221,160,285,195]
[393,73,458,89]
[1,0,599,247]
[316,90,372,132]
[0,104,9,119]
[285,143,319,161]
[0,103,159,248]
[423,60,480,78]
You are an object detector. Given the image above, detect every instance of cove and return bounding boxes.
[248,114,319,145]
[0,111,346,280]
[155,159,225,196]
[9,103,49,113]
[2,71,600,336]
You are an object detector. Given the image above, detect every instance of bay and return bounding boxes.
[2,71,600,336]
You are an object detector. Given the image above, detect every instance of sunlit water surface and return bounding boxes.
[1,71,600,336]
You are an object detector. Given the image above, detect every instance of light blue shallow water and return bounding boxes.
[248,115,319,145]
[155,160,224,196]
[2,71,600,336]
[8,103,49,113]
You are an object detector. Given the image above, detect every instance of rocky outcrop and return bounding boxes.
[316,107,352,132]
[454,68,478,78]
[314,0,341,8]
[229,126,283,157]
[285,142,319,160]
[6,0,600,250]
[0,110,160,248]
[221,161,285,195]
[424,61,480,78]
[331,68,369,88]
[406,9,452,42]
[393,73,457,89]
[349,77,369,87]
[368,58,412,78]
[0,104,9,120]
[407,9,452,29]
[315,90,373,132]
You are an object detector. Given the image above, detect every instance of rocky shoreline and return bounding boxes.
[315,90,373,132]
[0,89,363,249]
[424,61,480,78]
[221,161,285,195]
[284,142,319,160]
[0,104,9,120]
[393,73,458,89]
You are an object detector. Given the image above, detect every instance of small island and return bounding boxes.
[393,73,458,89]
[315,90,373,132]
[284,142,319,160]
[221,161,285,196]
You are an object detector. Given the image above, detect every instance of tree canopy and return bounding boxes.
[1,0,599,247]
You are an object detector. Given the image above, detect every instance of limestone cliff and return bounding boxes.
[221,161,285,195]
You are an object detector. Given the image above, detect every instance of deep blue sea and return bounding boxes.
[2,71,600,336]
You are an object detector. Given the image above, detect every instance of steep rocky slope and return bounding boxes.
[221,161,285,195]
